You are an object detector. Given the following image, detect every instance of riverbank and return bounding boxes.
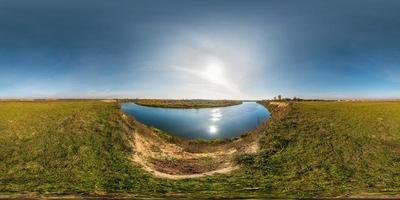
[120,102,274,179]
[132,99,242,108]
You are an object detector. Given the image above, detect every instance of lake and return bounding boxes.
[121,102,270,139]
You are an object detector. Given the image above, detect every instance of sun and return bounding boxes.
[193,59,239,94]
[204,62,223,84]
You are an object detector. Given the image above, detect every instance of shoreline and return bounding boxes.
[131,99,242,109]
[119,101,288,179]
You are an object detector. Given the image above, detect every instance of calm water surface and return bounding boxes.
[121,102,270,139]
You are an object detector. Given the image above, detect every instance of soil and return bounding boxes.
[119,101,288,179]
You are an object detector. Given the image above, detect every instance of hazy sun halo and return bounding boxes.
[203,62,223,84]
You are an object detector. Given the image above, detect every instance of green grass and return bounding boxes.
[246,101,400,196]
[1,101,400,198]
[133,99,242,108]
[0,101,163,195]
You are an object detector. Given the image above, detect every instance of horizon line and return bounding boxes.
[1,97,400,101]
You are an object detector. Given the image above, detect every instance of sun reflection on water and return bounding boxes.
[210,109,222,121]
[209,125,218,134]
[209,109,222,134]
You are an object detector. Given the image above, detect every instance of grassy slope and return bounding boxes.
[1,101,400,198]
[0,101,161,195]
[249,101,400,196]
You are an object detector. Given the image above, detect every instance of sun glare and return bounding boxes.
[209,125,218,134]
[210,108,222,121]
[204,63,223,83]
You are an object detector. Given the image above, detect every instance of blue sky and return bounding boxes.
[1,0,400,99]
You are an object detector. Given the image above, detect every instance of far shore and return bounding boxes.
[128,99,242,108]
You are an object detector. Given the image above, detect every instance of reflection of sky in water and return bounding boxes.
[122,102,270,139]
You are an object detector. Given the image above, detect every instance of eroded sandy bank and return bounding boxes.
[119,101,289,179]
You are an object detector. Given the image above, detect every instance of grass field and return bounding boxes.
[1,100,400,198]
[132,99,242,108]
[0,101,158,195]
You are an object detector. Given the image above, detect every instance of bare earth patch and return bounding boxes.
[269,101,289,108]
[119,106,267,179]
[117,101,287,179]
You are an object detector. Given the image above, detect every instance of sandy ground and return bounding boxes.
[269,101,288,108]
[119,107,263,179]
[117,101,290,179]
